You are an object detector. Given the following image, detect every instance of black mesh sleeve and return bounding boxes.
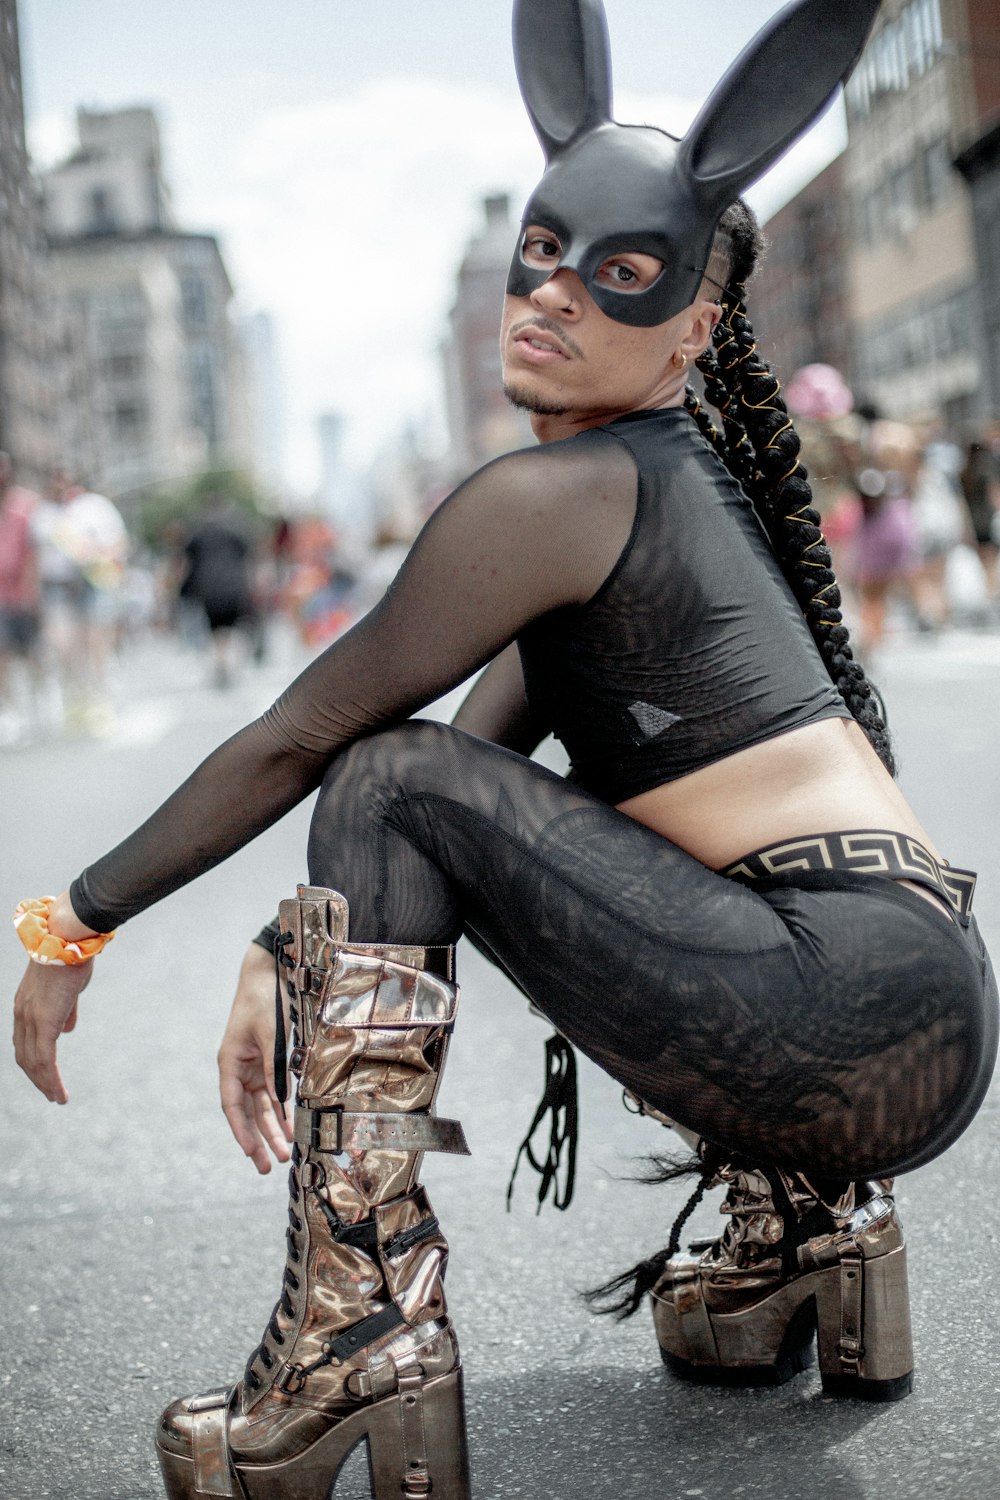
[450,642,551,754]
[70,434,638,931]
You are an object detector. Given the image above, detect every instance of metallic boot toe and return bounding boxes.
[155,1392,211,1456]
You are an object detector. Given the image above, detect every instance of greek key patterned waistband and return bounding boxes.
[723,829,977,919]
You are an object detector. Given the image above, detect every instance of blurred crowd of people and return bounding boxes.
[0,455,374,748]
[3,389,1000,747]
[0,455,130,741]
[786,365,1000,660]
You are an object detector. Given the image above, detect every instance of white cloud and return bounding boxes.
[178,78,545,489]
[27,109,77,169]
[182,78,715,492]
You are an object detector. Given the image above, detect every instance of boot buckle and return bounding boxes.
[310,1105,344,1153]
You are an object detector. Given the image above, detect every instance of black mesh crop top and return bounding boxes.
[517,408,850,800]
[71,408,849,932]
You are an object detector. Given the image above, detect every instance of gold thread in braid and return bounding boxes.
[740,390,785,412]
[684,392,726,452]
[693,408,725,449]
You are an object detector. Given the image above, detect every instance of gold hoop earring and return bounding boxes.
[671,351,687,371]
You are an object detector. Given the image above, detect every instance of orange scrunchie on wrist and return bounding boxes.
[13,897,115,966]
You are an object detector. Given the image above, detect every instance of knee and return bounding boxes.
[317,719,461,807]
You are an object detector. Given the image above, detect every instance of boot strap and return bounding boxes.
[295,1108,470,1156]
[289,946,453,995]
[837,1243,864,1376]
[187,1387,235,1497]
[277,1304,409,1392]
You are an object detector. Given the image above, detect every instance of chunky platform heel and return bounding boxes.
[650,1165,913,1399]
[814,1242,914,1401]
[157,1367,470,1500]
[364,1367,470,1500]
[657,1286,817,1388]
[626,1135,914,1399]
[155,886,472,1500]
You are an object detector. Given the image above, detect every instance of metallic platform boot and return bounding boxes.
[156,886,472,1500]
[650,1154,914,1401]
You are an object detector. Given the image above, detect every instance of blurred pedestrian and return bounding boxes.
[851,419,921,656]
[178,493,255,687]
[34,469,128,733]
[0,454,42,743]
[958,440,1000,605]
[784,365,862,597]
[910,432,966,632]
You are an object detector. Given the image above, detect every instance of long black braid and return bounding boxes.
[685,202,895,775]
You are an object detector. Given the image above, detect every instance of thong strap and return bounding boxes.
[723,829,977,920]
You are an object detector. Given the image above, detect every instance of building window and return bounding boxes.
[922,139,952,206]
[87,185,117,234]
[181,274,209,328]
[845,0,944,121]
[113,400,146,436]
[101,351,144,381]
[857,284,973,382]
[90,284,145,325]
[187,347,218,446]
[858,189,881,247]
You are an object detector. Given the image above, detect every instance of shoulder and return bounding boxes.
[454,429,637,519]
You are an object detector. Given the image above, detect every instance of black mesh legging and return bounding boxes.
[306,720,997,1181]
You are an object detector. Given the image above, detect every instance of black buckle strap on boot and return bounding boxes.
[310,1192,381,1255]
[277,1304,409,1395]
[327,1304,408,1362]
[311,1182,441,1261]
[506,1032,578,1213]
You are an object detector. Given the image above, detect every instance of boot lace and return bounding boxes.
[246,925,302,1392]
[244,1150,306,1391]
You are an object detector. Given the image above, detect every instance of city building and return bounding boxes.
[955,115,1000,424]
[841,0,1000,426]
[41,107,251,505]
[751,157,851,382]
[0,0,55,488]
[442,193,533,479]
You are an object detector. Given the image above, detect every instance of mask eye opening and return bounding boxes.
[520,225,564,273]
[594,255,667,297]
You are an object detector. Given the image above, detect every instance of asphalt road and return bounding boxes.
[2,623,999,1500]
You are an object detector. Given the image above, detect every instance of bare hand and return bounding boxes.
[218,942,293,1173]
[13,958,93,1103]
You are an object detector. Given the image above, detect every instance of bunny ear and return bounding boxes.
[513,0,613,160]
[678,0,880,209]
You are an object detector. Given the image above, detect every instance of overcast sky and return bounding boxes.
[19,1,846,493]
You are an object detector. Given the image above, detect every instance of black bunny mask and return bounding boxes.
[506,0,880,326]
